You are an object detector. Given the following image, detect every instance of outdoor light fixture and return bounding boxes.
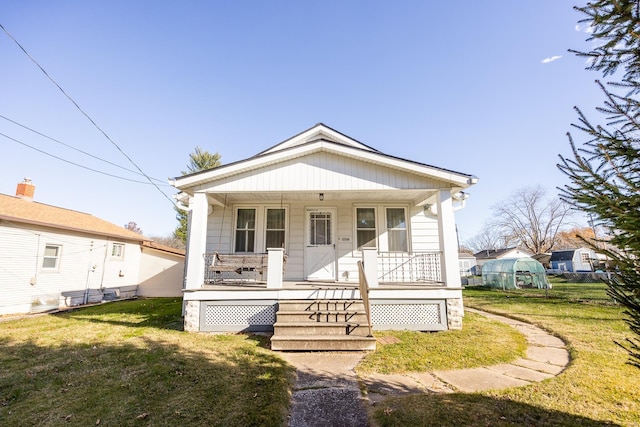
[319,193,324,201]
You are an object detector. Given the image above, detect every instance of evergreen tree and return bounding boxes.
[558,0,640,368]
[174,147,222,244]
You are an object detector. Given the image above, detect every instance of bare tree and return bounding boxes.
[465,224,517,253]
[490,186,571,254]
[124,221,143,235]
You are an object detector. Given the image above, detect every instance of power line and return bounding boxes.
[0,114,167,184]
[0,23,176,206]
[0,132,170,185]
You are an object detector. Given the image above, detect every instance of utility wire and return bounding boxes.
[0,114,166,184]
[0,132,168,185]
[0,23,176,206]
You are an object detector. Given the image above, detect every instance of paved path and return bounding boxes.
[279,308,570,426]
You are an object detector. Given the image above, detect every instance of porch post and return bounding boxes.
[362,247,379,288]
[437,190,461,288]
[184,192,209,290]
[266,248,284,289]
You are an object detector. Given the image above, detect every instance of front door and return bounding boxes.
[304,208,337,281]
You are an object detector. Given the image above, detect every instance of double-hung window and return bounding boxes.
[265,208,286,249]
[386,207,408,252]
[42,244,62,269]
[235,208,256,252]
[356,207,377,249]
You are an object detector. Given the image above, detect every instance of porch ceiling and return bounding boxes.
[207,189,438,206]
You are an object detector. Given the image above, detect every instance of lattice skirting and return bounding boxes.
[200,301,277,332]
[370,300,447,331]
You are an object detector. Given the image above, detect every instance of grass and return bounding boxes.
[370,279,640,427]
[357,312,528,374]
[0,298,295,427]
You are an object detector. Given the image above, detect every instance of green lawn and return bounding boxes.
[2,281,639,427]
[371,279,640,427]
[0,299,294,427]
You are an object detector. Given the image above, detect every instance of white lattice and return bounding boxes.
[205,304,275,326]
[371,304,441,325]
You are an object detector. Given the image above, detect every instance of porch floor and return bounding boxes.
[198,280,447,291]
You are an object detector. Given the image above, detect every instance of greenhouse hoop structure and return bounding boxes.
[481,257,551,290]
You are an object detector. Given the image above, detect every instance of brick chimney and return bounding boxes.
[16,178,35,201]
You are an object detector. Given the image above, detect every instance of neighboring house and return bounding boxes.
[474,247,534,273]
[458,252,477,276]
[172,123,478,350]
[549,248,596,272]
[0,179,184,315]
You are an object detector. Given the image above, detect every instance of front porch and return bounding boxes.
[183,249,464,344]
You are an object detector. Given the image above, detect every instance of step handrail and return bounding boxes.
[357,261,373,337]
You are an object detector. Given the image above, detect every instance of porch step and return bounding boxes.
[278,299,365,312]
[271,334,376,351]
[276,310,368,323]
[271,297,375,351]
[274,321,371,337]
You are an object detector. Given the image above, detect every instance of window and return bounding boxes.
[356,207,377,249]
[386,208,408,252]
[111,243,124,258]
[309,211,332,245]
[235,208,256,252]
[580,252,591,263]
[42,244,61,269]
[265,208,286,249]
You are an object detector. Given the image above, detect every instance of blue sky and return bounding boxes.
[0,1,602,242]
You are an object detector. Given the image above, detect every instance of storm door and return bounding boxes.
[304,208,337,281]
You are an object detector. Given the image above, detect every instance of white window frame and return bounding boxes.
[232,205,289,254]
[233,207,257,253]
[354,206,378,251]
[384,206,409,253]
[42,244,62,270]
[264,206,288,251]
[111,243,125,259]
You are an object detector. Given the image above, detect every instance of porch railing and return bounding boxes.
[377,251,443,284]
[357,261,373,337]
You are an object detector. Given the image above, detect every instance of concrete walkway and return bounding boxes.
[278,308,570,426]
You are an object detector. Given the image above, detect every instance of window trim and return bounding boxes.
[233,207,257,253]
[231,205,289,254]
[42,244,62,270]
[111,243,125,259]
[264,206,288,251]
[354,206,378,251]
[384,206,410,253]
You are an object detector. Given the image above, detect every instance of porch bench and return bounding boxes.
[208,252,286,275]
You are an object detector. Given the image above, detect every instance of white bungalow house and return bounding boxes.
[0,179,185,315]
[172,124,478,350]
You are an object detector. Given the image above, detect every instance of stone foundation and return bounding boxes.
[184,300,200,332]
[446,298,464,330]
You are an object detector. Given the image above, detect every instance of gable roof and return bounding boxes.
[257,123,380,155]
[474,247,533,260]
[0,193,147,242]
[172,123,478,192]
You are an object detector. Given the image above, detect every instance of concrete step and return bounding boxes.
[276,310,368,323]
[278,300,365,312]
[274,322,372,337]
[271,334,376,351]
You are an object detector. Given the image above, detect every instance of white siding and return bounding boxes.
[137,249,184,297]
[202,200,444,283]
[208,152,444,193]
[0,222,141,315]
